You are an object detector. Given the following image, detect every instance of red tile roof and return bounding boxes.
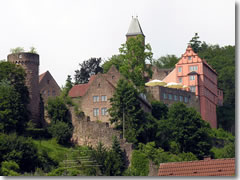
[68,75,96,98]
[39,71,48,82]
[158,158,235,176]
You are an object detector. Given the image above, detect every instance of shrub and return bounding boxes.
[47,121,73,145]
[0,161,20,176]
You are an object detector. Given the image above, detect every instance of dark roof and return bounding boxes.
[187,71,199,75]
[68,75,96,98]
[158,157,235,176]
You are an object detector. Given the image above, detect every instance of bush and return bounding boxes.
[47,121,73,145]
[0,161,20,176]
[128,150,149,176]
[25,128,51,139]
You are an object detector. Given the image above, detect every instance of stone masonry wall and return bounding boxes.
[7,53,40,125]
[70,107,133,163]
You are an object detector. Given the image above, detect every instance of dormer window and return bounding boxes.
[188,56,192,60]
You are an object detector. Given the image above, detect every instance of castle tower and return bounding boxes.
[8,53,40,126]
[126,16,145,44]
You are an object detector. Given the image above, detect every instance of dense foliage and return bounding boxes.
[153,55,179,69]
[74,57,103,84]
[46,97,73,145]
[102,55,123,73]
[119,35,153,92]
[0,61,29,134]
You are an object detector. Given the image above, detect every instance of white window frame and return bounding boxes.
[101,108,108,116]
[101,95,107,102]
[93,108,99,116]
[174,95,178,101]
[93,96,99,102]
[189,75,195,80]
[168,94,172,100]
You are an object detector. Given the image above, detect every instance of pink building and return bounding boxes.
[163,45,223,128]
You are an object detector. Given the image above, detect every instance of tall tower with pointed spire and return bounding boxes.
[126,16,145,44]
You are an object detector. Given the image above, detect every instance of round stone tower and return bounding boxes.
[7,53,40,125]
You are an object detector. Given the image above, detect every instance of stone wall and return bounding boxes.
[70,107,133,163]
[7,53,40,125]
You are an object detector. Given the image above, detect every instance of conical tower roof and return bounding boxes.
[126,16,145,37]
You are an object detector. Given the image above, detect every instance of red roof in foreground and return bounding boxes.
[68,75,96,98]
[158,158,235,176]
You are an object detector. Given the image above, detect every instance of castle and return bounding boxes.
[6,16,223,129]
[69,16,223,128]
[7,53,60,126]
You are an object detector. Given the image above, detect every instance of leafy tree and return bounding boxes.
[61,75,73,99]
[0,62,29,134]
[74,57,103,84]
[119,35,153,92]
[47,121,73,145]
[189,33,202,53]
[0,161,20,176]
[127,150,149,176]
[0,133,39,173]
[109,79,144,144]
[10,47,25,54]
[166,103,213,159]
[102,55,123,73]
[104,136,126,176]
[153,55,179,69]
[46,96,70,124]
[151,101,168,120]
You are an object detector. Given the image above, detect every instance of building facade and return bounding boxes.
[39,71,61,103]
[162,45,223,128]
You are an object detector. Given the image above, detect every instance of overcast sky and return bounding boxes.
[0,0,235,87]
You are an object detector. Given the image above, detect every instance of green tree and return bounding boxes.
[119,35,153,92]
[166,103,212,159]
[61,75,73,98]
[47,121,73,145]
[189,33,202,53]
[104,136,126,176]
[151,101,168,120]
[46,96,70,124]
[109,79,144,144]
[74,57,103,84]
[10,47,25,54]
[0,62,29,134]
[153,55,179,69]
[102,55,123,73]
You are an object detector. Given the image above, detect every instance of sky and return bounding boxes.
[0,0,235,87]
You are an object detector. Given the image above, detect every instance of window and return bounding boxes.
[93,96,99,102]
[93,108,99,116]
[112,75,115,79]
[190,86,196,92]
[188,56,192,60]
[19,54,22,58]
[98,83,101,88]
[48,90,50,96]
[178,67,182,73]
[184,97,188,103]
[52,90,55,96]
[168,94,172,100]
[47,80,50,84]
[189,75,195,80]
[179,77,182,83]
[179,96,183,102]
[174,95,178,101]
[189,66,198,72]
[101,95,107,102]
[101,108,107,116]
[163,93,167,99]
